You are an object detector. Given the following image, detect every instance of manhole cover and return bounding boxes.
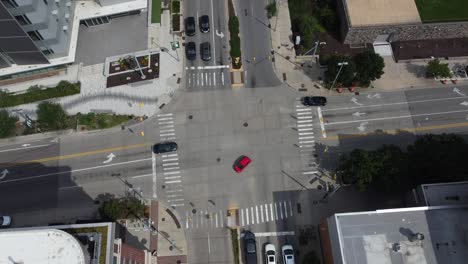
[243,122,248,127]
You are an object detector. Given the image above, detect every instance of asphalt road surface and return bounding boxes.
[237,0,281,88]
[184,0,231,90]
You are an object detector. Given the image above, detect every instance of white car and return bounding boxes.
[265,244,276,264]
[0,216,11,227]
[282,245,295,264]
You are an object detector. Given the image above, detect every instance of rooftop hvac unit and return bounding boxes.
[65,13,69,19]
[63,25,68,31]
[55,0,59,3]
[51,9,58,15]
[66,1,71,7]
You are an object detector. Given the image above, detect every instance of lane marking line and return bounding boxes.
[165,180,182,184]
[0,157,151,184]
[324,95,468,112]
[326,109,468,126]
[317,107,327,138]
[131,173,153,179]
[254,231,295,237]
[0,144,50,153]
[163,166,180,171]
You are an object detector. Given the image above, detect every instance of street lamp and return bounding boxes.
[312,41,327,56]
[330,62,349,93]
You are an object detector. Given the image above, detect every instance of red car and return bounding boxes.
[233,155,252,173]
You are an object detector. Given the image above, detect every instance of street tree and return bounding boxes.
[0,110,18,138]
[338,149,381,191]
[354,50,385,86]
[99,196,147,221]
[36,101,69,131]
[407,134,468,184]
[426,59,452,78]
[324,55,355,87]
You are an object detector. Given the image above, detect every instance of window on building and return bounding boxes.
[41,49,54,55]
[27,31,44,41]
[14,15,32,25]
[2,0,19,8]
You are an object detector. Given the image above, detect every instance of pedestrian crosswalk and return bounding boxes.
[156,113,185,208]
[187,70,226,88]
[183,200,294,230]
[295,99,319,176]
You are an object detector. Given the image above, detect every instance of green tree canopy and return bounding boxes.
[426,59,452,78]
[354,50,385,86]
[324,55,355,87]
[338,134,468,193]
[36,101,68,131]
[99,196,147,221]
[0,110,18,138]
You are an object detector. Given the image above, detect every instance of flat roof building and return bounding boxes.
[0,229,86,263]
[325,206,468,264]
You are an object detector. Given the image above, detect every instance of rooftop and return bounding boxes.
[344,0,421,26]
[420,181,468,206]
[0,229,85,264]
[330,206,468,264]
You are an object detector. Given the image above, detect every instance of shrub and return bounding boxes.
[172,14,181,31]
[36,101,69,131]
[266,1,277,18]
[0,110,18,138]
[228,16,239,36]
[0,81,80,108]
[171,0,180,13]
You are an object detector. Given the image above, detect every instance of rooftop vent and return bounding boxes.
[392,243,401,253]
[410,233,425,242]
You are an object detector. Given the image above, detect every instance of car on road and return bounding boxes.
[200,42,211,61]
[243,231,258,264]
[0,216,11,227]
[186,42,196,60]
[265,244,276,264]
[233,155,251,173]
[282,245,295,264]
[185,17,196,36]
[152,142,178,154]
[199,15,210,33]
[301,96,327,106]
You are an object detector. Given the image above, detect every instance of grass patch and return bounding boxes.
[0,81,80,108]
[151,0,161,23]
[171,0,180,13]
[227,3,242,69]
[230,228,240,264]
[71,113,133,130]
[415,0,468,22]
[65,226,108,264]
[172,14,181,31]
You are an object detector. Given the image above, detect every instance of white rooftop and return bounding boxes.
[0,229,85,264]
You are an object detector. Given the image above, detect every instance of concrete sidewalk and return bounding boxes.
[4,10,183,119]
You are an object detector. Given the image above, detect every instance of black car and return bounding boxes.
[152,142,178,154]
[301,96,327,106]
[243,231,258,264]
[185,17,196,36]
[199,15,210,33]
[200,42,211,61]
[186,42,196,60]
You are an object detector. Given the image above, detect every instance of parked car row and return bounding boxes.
[243,231,296,264]
[186,41,212,61]
[185,15,210,36]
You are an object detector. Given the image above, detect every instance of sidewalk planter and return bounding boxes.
[337,87,344,93]
[348,86,356,92]
[172,14,181,32]
[441,79,448,84]
[452,79,458,84]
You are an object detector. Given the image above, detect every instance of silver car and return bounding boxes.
[282,245,295,264]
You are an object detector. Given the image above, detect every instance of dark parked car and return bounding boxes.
[301,96,327,106]
[186,42,196,60]
[243,231,258,264]
[200,42,211,61]
[185,17,196,36]
[199,15,210,33]
[152,142,178,154]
